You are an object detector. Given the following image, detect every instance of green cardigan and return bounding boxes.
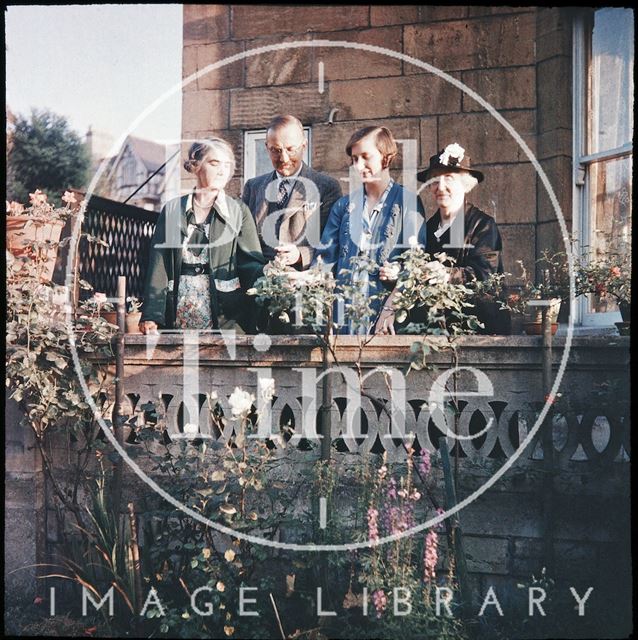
[140,193,266,332]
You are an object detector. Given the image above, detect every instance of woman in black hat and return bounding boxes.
[418,142,503,282]
[375,143,504,334]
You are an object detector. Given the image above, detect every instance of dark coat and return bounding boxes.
[241,162,342,268]
[423,202,504,282]
[408,202,506,333]
[140,193,266,332]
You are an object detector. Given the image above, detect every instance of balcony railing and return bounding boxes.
[113,334,630,467]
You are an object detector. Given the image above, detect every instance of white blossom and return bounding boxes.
[439,143,465,167]
[425,260,450,285]
[408,235,418,247]
[228,387,255,418]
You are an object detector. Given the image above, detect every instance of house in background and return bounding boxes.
[87,131,181,211]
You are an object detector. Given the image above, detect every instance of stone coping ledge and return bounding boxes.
[112,333,629,367]
[121,333,629,348]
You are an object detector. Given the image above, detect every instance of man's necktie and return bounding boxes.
[277,179,290,208]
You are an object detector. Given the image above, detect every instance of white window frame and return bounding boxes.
[243,127,312,182]
[572,10,633,328]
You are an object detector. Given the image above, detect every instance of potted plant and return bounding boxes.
[385,246,483,336]
[576,249,631,334]
[6,189,79,282]
[95,294,143,334]
[125,296,143,334]
[507,251,571,335]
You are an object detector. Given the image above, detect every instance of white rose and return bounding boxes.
[426,260,450,285]
[228,387,255,418]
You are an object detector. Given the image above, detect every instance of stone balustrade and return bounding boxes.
[116,334,630,466]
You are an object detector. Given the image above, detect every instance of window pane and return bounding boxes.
[243,128,311,181]
[255,139,272,176]
[587,155,632,313]
[589,8,634,153]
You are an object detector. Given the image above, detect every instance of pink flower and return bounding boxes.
[29,189,48,206]
[610,266,621,278]
[418,448,431,478]
[372,589,387,618]
[424,530,438,581]
[62,190,78,205]
[367,507,379,543]
[6,200,24,215]
[93,292,108,304]
[386,477,397,500]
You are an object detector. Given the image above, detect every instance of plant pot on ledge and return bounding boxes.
[125,311,142,334]
[523,298,561,336]
[100,310,142,334]
[616,301,631,336]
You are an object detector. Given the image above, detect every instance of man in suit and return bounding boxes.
[241,114,342,270]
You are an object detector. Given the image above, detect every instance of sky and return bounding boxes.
[5,4,183,154]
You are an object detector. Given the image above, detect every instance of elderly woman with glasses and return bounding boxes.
[139,137,266,334]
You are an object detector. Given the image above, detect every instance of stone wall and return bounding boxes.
[4,395,46,603]
[181,5,576,277]
[6,335,630,617]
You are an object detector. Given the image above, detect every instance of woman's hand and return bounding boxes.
[375,306,396,335]
[139,320,159,335]
[275,243,301,267]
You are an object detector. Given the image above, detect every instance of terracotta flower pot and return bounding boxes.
[523,322,559,336]
[6,216,64,282]
[100,310,143,333]
[524,298,561,322]
[125,312,142,334]
[100,310,118,327]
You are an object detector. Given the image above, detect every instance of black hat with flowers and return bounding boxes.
[417,143,484,184]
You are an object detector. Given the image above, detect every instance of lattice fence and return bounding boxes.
[79,195,158,299]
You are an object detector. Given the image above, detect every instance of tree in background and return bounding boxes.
[7,109,90,206]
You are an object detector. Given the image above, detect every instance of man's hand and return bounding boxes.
[275,243,301,267]
[139,320,159,335]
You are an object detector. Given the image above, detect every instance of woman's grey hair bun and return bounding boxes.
[184,138,236,176]
[183,158,197,173]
